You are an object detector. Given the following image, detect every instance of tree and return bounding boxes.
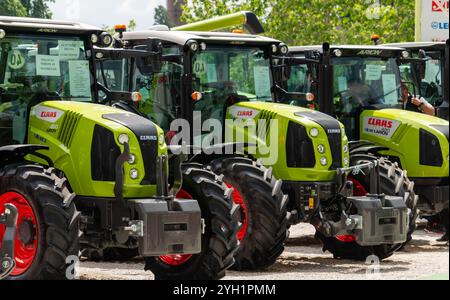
[0,0,54,19]
[154,5,173,27]
[181,0,415,45]
[0,0,27,16]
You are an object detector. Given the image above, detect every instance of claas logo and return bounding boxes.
[432,0,449,12]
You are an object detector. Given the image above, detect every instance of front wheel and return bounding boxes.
[317,156,418,261]
[0,164,80,280]
[210,157,289,271]
[145,164,240,280]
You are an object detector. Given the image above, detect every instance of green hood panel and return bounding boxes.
[28,101,166,198]
[225,101,350,182]
[360,109,449,178]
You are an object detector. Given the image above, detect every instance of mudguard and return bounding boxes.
[0,145,52,166]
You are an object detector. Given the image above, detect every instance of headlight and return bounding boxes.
[118,134,129,145]
[333,49,342,57]
[310,128,320,138]
[159,134,165,146]
[0,29,6,40]
[187,40,199,52]
[271,44,278,54]
[279,44,289,55]
[100,32,113,47]
[344,157,349,166]
[318,145,325,154]
[130,169,139,180]
[320,157,328,166]
[402,51,410,59]
[91,34,99,44]
[343,144,349,153]
[128,154,136,164]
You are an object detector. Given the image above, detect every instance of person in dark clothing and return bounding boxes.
[401,82,436,116]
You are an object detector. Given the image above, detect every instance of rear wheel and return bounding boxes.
[317,156,418,261]
[210,157,289,271]
[145,164,240,280]
[0,164,79,280]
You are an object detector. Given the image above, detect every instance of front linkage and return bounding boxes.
[313,161,409,246]
[0,204,18,280]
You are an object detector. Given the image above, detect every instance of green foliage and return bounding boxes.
[181,0,415,45]
[0,0,28,16]
[154,4,173,27]
[0,0,54,18]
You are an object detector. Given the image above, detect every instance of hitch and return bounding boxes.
[0,204,18,280]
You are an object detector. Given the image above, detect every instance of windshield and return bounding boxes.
[0,34,92,145]
[0,34,93,104]
[191,45,272,126]
[332,57,402,110]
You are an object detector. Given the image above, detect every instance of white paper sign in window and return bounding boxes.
[337,76,348,92]
[207,64,217,83]
[365,64,382,81]
[382,74,399,105]
[69,60,91,99]
[58,41,83,61]
[36,55,60,76]
[254,66,271,98]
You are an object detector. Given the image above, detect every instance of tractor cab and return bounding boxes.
[0,16,113,146]
[276,45,408,141]
[385,41,450,120]
[115,29,287,136]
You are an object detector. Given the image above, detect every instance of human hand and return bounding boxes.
[411,96,424,107]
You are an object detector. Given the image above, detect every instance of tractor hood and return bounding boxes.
[360,108,449,179]
[361,109,449,140]
[228,101,346,132]
[28,101,166,198]
[226,101,350,182]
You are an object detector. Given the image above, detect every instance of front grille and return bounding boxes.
[91,125,121,181]
[257,110,278,140]
[420,129,443,167]
[328,132,343,170]
[58,111,82,147]
[286,122,316,168]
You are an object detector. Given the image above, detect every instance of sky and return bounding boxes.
[49,0,167,30]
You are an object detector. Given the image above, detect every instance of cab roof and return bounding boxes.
[384,42,447,51]
[290,44,405,53]
[0,16,102,34]
[122,29,280,46]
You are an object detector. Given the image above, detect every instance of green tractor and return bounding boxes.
[0,16,240,280]
[109,16,415,263]
[276,43,448,239]
[385,40,449,120]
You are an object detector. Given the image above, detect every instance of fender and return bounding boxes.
[185,142,254,165]
[0,145,53,167]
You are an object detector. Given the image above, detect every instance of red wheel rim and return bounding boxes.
[0,192,38,276]
[158,189,193,266]
[336,235,357,243]
[335,177,367,243]
[226,183,248,241]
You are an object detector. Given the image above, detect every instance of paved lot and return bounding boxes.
[79,224,449,280]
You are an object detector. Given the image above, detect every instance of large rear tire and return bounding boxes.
[0,164,80,280]
[145,164,240,280]
[210,157,289,271]
[317,156,418,261]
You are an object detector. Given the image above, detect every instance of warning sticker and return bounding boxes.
[36,55,60,76]
[365,64,382,81]
[362,116,401,139]
[7,50,26,70]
